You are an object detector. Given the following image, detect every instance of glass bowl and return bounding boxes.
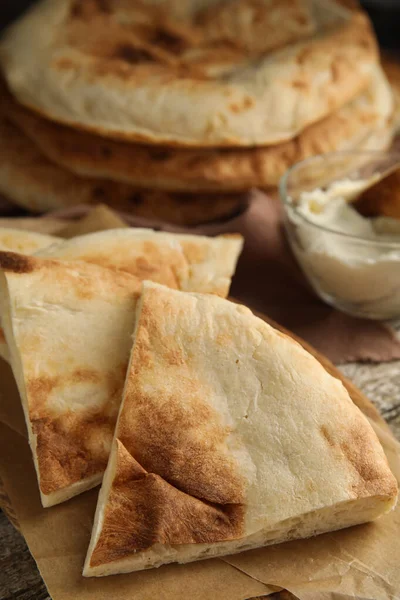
[279,151,400,320]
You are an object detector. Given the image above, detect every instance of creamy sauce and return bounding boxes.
[289,179,400,319]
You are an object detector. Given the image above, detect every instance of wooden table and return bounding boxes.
[1,359,399,600]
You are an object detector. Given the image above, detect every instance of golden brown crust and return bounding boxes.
[58,0,316,84]
[33,414,112,495]
[319,422,398,498]
[0,251,141,501]
[89,440,245,567]
[30,366,127,495]
[341,425,398,497]
[119,297,245,504]
[31,381,122,498]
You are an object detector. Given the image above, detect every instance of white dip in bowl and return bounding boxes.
[281,158,400,320]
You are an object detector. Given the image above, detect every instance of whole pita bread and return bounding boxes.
[0,109,246,224]
[84,282,397,576]
[0,231,241,505]
[0,0,379,147]
[4,65,394,191]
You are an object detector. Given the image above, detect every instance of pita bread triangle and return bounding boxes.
[35,228,243,297]
[84,282,398,576]
[0,251,142,507]
[0,228,60,361]
[0,233,241,506]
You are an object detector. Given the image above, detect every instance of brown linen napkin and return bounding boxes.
[46,193,400,365]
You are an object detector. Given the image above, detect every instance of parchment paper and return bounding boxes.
[0,208,399,600]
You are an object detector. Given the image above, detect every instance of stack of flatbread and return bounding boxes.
[0,223,397,577]
[0,0,397,225]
